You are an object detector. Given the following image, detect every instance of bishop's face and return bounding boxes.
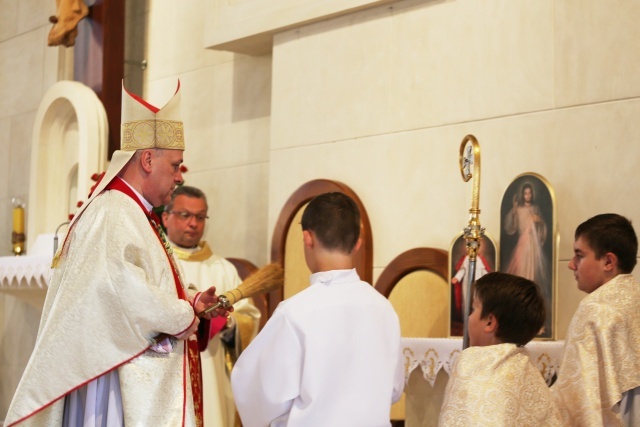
[148,149,184,207]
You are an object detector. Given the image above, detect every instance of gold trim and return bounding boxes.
[121,120,184,151]
[171,241,213,262]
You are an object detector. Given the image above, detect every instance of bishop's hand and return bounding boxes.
[195,286,234,319]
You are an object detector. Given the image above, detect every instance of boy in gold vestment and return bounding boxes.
[439,272,560,426]
[552,213,640,426]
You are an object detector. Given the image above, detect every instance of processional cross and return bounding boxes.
[458,135,484,349]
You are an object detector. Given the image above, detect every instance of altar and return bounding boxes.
[400,337,564,427]
[0,234,55,292]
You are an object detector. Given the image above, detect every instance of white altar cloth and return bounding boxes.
[0,234,54,289]
[401,337,564,387]
[0,255,52,289]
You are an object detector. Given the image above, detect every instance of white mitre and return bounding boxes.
[71,81,185,227]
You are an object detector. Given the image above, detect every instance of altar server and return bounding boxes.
[552,213,640,426]
[231,192,404,427]
[439,272,561,426]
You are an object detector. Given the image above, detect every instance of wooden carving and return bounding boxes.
[48,0,89,47]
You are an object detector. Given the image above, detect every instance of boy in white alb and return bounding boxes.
[231,192,404,427]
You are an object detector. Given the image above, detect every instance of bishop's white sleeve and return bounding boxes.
[231,311,302,427]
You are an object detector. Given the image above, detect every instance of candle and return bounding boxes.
[13,205,24,234]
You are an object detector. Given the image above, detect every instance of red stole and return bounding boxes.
[105,177,204,427]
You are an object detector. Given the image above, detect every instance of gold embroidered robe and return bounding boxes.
[439,343,561,426]
[4,189,200,427]
[552,274,640,426]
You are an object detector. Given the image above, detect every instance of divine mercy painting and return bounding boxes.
[500,173,555,339]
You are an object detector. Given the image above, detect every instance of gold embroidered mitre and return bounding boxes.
[121,81,185,151]
[62,81,185,236]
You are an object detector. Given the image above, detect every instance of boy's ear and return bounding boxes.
[484,313,498,334]
[303,230,314,249]
[603,252,618,272]
[352,237,363,254]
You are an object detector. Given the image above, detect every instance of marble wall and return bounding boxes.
[265,0,640,337]
[150,0,640,343]
[143,0,273,266]
[0,0,59,257]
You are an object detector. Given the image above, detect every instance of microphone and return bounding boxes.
[53,221,70,256]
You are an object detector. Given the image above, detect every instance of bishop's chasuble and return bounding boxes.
[5,177,205,427]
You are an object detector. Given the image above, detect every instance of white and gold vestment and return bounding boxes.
[552,274,640,426]
[4,187,200,427]
[439,343,561,426]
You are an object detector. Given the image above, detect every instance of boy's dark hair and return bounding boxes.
[301,192,360,254]
[575,213,638,274]
[474,272,545,346]
[165,185,207,212]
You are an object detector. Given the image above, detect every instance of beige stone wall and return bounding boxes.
[144,0,272,266]
[267,0,640,342]
[0,0,60,256]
